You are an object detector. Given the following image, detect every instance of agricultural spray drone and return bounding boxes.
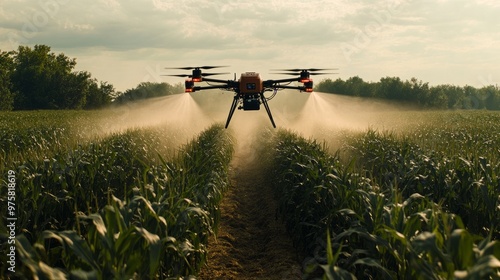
[164,66,336,128]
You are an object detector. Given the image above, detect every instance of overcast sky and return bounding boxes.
[1,0,499,91]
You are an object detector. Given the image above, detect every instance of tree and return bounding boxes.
[11,45,85,109]
[406,78,430,105]
[435,84,465,109]
[114,82,179,104]
[376,77,403,100]
[428,86,448,109]
[85,80,114,109]
[0,51,15,110]
[315,78,347,95]
[462,86,478,109]
[345,76,367,97]
[9,45,114,110]
[312,76,500,110]
[481,85,500,110]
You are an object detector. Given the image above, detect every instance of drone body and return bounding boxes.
[165,66,336,128]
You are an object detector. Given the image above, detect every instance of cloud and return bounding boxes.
[476,0,500,7]
[1,0,499,90]
[3,0,367,51]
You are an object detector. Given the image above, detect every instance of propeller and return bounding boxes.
[272,72,337,76]
[162,72,230,77]
[201,72,230,77]
[271,68,338,72]
[165,66,228,70]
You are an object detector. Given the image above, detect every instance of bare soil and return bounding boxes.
[198,148,303,280]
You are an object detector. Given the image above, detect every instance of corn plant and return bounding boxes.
[12,124,234,279]
[266,123,500,279]
[347,128,500,237]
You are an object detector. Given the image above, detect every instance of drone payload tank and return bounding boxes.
[239,72,263,94]
[238,72,263,110]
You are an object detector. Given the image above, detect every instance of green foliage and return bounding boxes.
[266,111,500,278]
[316,77,500,110]
[1,45,185,110]
[348,128,500,237]
[10,125,232,278]
[2,45,114,110]
[0,50,15,110]
[113,82,184,104]
[3,107,499,279]
[0,110,132,174]
[0,108,233,278]
[85,81,114,109]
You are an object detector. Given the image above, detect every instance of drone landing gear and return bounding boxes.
[260,92,276,128]
[224,93,277,129]
[225,96,239,129]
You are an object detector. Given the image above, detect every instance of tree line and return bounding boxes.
[315,76,500,110]
[113,82,184,104]
[0,45,115,110]
[3,45,498,111]
[0,45,182,111]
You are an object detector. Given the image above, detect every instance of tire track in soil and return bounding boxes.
[199,149,302,280]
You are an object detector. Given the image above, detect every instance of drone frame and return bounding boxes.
[164,67,336,128]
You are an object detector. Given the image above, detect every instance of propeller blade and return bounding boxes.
[202,72,230,77]
[307,68,338,72]
[162,72,230,78]
[271,68,338,72]
[271,72,336,76]
[271,72,300,76]
[161,74,191,77]
[165,66,228,70]
[199,66,229,70]
[271,72,337,76]
[164,67,196,70]
[309,72,338,76]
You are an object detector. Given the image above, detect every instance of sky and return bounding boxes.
[1,0,499,92]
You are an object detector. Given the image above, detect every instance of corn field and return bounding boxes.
[267,111,500,279]
[0,111,234,279]
[1,109,499,279]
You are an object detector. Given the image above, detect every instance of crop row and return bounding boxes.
[1,124,234,279]
[0,110,192,172]
[347,129,499,237]
[0,110,115,175]
[268,124,500,279]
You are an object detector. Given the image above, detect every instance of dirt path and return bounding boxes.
[198,148,302,280]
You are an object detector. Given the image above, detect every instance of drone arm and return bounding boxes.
[202,77,233,84]
[203,77,240,87]
[271,85,306,90]
[194,85,230,90]
[267,77,314,92]
[263,78,299,86]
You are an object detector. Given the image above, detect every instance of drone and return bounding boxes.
[164,66,336,128]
